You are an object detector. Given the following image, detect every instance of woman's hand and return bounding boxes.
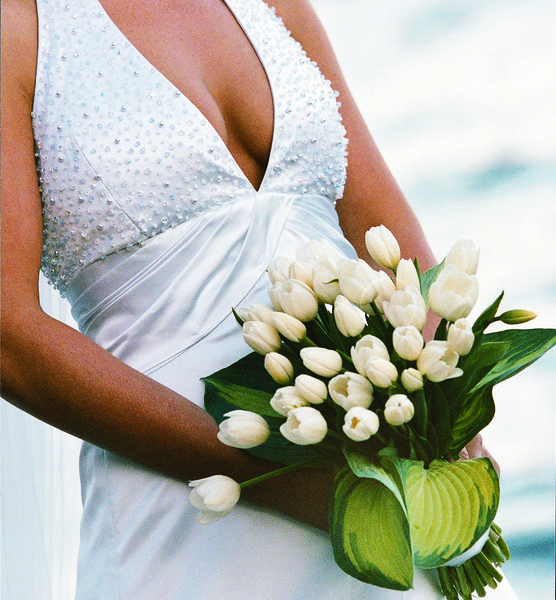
[458,434,500,477]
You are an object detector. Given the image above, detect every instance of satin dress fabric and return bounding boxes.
[31,0,518,597]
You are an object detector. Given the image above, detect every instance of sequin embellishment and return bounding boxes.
[33,0,348,295]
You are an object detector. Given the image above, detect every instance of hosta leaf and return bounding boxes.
[472,328,556,391]
[329,466,413,590]
[449,385,496,456]
[384,457,499,569]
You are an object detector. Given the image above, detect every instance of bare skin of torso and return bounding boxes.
[98,0,275,191]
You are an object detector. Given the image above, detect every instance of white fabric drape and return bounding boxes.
[1,275,82,600]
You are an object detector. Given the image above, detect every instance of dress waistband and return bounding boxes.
[67,193,355,373]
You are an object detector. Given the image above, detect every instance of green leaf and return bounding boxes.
[384,458,499,569]
[472,328,556,391]
[449,386,496,456]
[203,353,322,465]
[424,383,453,457]
[472,292,505,334]
[329,466,414,590]
[420,261,444,305]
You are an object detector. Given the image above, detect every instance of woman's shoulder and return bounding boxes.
[1,0,38,100]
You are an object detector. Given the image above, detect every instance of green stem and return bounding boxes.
[238,460,317,490]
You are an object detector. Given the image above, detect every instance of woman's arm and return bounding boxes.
[0,0,332,530]
[269,0,436,271]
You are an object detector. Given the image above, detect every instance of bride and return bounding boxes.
[1,0,517,598]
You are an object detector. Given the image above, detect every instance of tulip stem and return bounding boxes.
[238,460,321,490]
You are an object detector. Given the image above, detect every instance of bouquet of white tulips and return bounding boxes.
[191,226,556,600]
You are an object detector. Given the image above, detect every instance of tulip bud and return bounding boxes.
[312,257,341,304]
[429,264,479,321]
[243,320,282,355]
[401,368,424,392]
[243,303,276,325]
[288,260,314,288]
[498,309,537,325]
[217,410,271,448]
[447,318,475,356]
[296,238,345,269]
[393,325,424,361]
[342,407,380,441]
[329,371,373,411]
[334,295,366,337]
[267,256,294,284]
[264,352,294,385]
[445,239,480,275]
[189,475,241,523]
[395,259,420,291]
[299,347,343,377]
[267,283,284,311]
[365,356,398,388]
[384,394,414,426]
[351,335,390,376]
[270,386,309,416]
[271,312,307,342]
[383,285,427,330]
[365,225,401,270]
[367,271,396,313]
[338,259,380,305]
[417,340,463,382]
[280,406,328,445]
[272,279,319,322]
[295,374,328,404]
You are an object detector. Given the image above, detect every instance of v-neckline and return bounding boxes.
[92,0,277,193]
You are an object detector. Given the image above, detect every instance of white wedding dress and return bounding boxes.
[24,0,518,597]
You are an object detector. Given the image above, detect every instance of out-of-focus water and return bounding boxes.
[313,1,555,598]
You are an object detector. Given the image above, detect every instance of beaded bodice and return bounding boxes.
[33,0,348,296]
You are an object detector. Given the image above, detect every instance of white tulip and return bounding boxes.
[267,283,284,311]
[296,238,345,269]
[242,303,276,325]
[395,258,421,291]
[417,340,463,382]
[271,312,307,342]
[280,406,328,445]
[243,320,281,355]
[366,270,396,313]
[342,407,380,441]
[384,394,414,426]
[270,386,309,416]
[365,225,401,270]
[383,285,427,330]
[334,295,366,337]
[365,356,398,388]
[264,352,294,385]
[445,239,480,275]
[351,335,390,376]
[429,264,479,322]
[299,347,343,377]
[312,257,341,304]
[189,475,241,523]
[338,259,380,305]
[271,279,319,322]
[401,368,424,392]
[447,318,475,356]
[217,410,270,448]
[295,374,328,404]
[288,260,314,288]
[329,371,373,411]
[267,256,294,284]
[393,325,424,361]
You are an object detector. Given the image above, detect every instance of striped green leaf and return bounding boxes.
[329,466,413,590]
[384,457,499,569]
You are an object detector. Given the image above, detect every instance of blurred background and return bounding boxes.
[313,0,555,598]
